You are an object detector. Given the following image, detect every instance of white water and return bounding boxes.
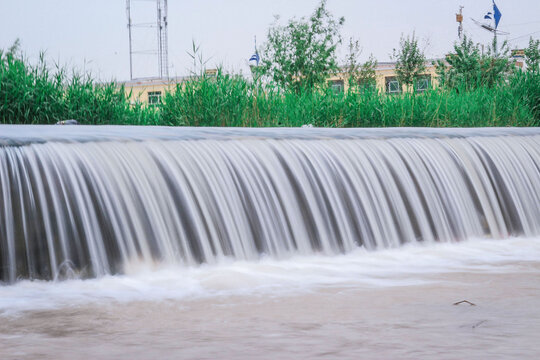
[1,127,539,282]
[2,237,540,360]
[0,237,539,315]
[1,126,540,359]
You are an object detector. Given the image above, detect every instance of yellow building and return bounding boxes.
[119,77,180,105]
[118,69,219,105]
[327,61,440,94]
[120,63,440,105]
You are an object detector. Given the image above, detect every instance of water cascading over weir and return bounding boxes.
[0,126,539,283]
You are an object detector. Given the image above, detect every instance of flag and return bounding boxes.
[249,52,260,66]
[493,1,502,29]
[484,11,492,20]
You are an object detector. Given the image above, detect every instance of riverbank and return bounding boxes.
[2,50,539,127]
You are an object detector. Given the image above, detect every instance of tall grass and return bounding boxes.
[161,70,539,127]
[1,48,539,127]
[0,49,159,125]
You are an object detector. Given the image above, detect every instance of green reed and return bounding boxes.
[2,48,539,127]
[0,49,159,125]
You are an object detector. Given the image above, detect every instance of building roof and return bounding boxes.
[118,75,192,87]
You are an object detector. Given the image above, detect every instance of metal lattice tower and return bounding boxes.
[157,0,169,79]
[126,0,169,79]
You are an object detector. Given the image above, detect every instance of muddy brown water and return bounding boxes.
[1,267,539,360]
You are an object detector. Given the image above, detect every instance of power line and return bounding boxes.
[504,20,540,27]
[508,31,540,42]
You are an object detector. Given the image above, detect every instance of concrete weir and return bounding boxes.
[0,126,539,283]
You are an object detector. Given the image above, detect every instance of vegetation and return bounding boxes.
[436,35,512,90]
[343,38,377,91]
[0,42,159,125]
[259,0,344,93]
[2,45,538,128]
[1,0,539,128]
[392,33,426,90]
[525,37,540,72]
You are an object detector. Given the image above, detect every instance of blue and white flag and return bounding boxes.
[484,11,493,20]
[492,0,502,29]
[249,36,260,66]
[249,52,260,66]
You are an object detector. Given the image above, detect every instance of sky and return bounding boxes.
[1,0,539,81]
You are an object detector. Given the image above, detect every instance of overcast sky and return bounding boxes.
[1,0,539,81]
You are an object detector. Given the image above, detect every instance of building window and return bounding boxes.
[358,79,376,93]
[328,80,344,94]
[148,91,162,105]
[385,77,401,94]
[415,75,431,93]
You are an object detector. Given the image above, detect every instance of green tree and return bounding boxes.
[437,35,511,90]
[343,37,361,89]
[480,38,512,87]
[392,33,426,90]
[357,55,378,91]
[343,38,377,92]
[260,0,344,93]
[436,35,481,90]
[524,37,540,73]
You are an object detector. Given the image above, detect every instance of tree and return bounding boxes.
[436,35,511,90]
[524,37,540,72]
[343,37,361,89]
[356,56,378,92]
[343,38,377,92]
[392,33,426,90]
[480,38,512,87]
[436,35,481,90]
[260,0,344,93]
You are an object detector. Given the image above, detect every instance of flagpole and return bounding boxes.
[254,36,259,66]
[494,30,497,56]
[250,35,261,82]
[493,1,497,56]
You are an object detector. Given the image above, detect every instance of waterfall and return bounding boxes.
[0,126,539,283]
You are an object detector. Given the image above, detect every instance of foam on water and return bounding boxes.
[1,126,539,283]
[1,126,539,321]
[1,237,539,315]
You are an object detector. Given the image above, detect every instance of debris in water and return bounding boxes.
[472,320,487,329]
[453,300,476,306]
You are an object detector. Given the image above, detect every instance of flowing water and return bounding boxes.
[0,126,539,359]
